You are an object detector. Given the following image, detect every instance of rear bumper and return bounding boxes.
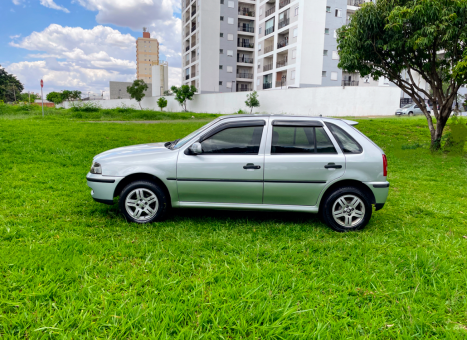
[363,181,390,210]
[86,173,124,204]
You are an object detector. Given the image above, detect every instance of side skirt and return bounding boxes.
[176,202,319,213]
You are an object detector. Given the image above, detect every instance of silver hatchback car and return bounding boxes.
[87,115,389,232]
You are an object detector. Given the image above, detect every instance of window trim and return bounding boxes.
[325,122,363,154]
[270,125,338,155]
[272,120,323,127]
[199,120,266,143]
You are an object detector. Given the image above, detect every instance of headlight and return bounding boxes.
[90,162,102,174]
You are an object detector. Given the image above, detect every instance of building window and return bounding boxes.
[220,0,224,4]
[323,50,328,56]
[335,9,342,17]
[259,27,262,34]
[293,28,298,37]
[325,28,329,34]
[227,50,233,56]
[220,16,224,21]
[326,6,331,13]
[260,8,263,15]
[228,34,234,40]
[219,65,223,69]
[220,49,224,54]
[332,51,339,60]
[219,81,223,85]
[220,33,224,37]
[292,50,296,59]
[295,7,299,16]
[228,17,234,24]
[257,79,260,86]
[258,43,262,51]
[331,72,338,80]
[227,66,233,73]
[226,82,232,88]
[291,70,296,80]
[322,71,327,77]
[228,0,234,8]
[334,30,337,38]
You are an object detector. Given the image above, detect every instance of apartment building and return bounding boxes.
[181,0,257,93]
[183,0,394,93]
[137,29,160,83]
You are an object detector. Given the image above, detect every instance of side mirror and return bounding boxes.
[189,142,203,155]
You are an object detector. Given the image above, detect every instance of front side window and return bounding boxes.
[271,126,337,154]
[326,123,363,154]
[201,126,264,154]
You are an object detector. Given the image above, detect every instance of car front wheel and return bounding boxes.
[321,187,372,232]
[119,180,169,223]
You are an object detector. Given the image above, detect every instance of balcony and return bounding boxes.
[276,59,288,68]
[237,56,254,63]
[279,0,290,9]
[277,39,289,49]
[237,85,253,92]
[237,72,254,79]
[238,8,255,17]
[263,82,273,90]
[263,45,273,54]
[191,25,196,32]
[265,7,275,17]
[191,55,197,63]
[238,26,254,33]
[186,75,190,80]
[265,26,275,36]
[238,41,254,48]
[347,0,365,6]
[263,63,273,72]
[191,8,196,16]
[185,46,190,52]
[342,80,359,86]
[278,18,290,29]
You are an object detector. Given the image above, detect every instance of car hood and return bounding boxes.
[94,142,173,162]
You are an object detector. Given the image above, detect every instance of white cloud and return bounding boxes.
[73,0,182,68]
[40,0,70,13]
[169,67,181,88]
[12,0,24,5]
[7,25,137,96]
[10,34,21,39]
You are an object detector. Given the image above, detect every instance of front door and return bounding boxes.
[177,120,267,204]
[263,121,345,206]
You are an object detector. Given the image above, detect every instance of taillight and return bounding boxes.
[383,154,388,177]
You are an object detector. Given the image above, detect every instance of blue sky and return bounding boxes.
[0,0,182,97]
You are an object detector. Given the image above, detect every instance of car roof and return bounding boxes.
[218,114,358,126]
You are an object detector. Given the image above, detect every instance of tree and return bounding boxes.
[337,0,467,150]
[171,85,197,111]
[127,79,148,110]
[71,90,82,101]
[46,91,64,104]
[163,90,173,96]
[157,97,168,111]
[0,66,24,102]
[245,91,260,114]
[61,90,73,101]
[18,92,39,103]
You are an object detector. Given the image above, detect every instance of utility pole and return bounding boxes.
[40,79,44,117]
[28,91,30,105]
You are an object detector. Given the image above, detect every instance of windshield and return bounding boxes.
[172,118,222,149]
[402,104,413,108]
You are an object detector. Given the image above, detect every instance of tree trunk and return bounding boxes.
[139,101,143,110]
[430,111,449,151]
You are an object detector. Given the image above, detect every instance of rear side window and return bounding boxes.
[201,126,264,154]
[325,123,363,154]
[271,126,337,154]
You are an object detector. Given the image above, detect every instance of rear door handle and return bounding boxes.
[243,163,261,170]
[325,163,343,169]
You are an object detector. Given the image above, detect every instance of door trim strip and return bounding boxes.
[169,178,326,184]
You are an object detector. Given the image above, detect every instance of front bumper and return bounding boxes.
[86,173,124,205]
[363,181,390,211]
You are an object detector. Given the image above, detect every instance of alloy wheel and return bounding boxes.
[331,195,366,228]
[125,188,159,222]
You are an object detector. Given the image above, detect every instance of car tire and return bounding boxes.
[118,180,169,224]
[321,186,373,232]
[408,111,413,116]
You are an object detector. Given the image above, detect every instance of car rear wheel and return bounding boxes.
[119,180,169,223]
[408,111,413,116]
[321,187,372,232]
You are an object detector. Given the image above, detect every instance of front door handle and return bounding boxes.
[325,163,343,169]
[243,163,261,170]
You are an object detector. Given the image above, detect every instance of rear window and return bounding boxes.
[325,123,363,154]
[271,126,337,154]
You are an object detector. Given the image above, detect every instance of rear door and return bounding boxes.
[177,119,268,204]
[263,120,345,206]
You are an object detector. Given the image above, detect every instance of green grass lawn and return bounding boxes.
[1,111,467,339]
